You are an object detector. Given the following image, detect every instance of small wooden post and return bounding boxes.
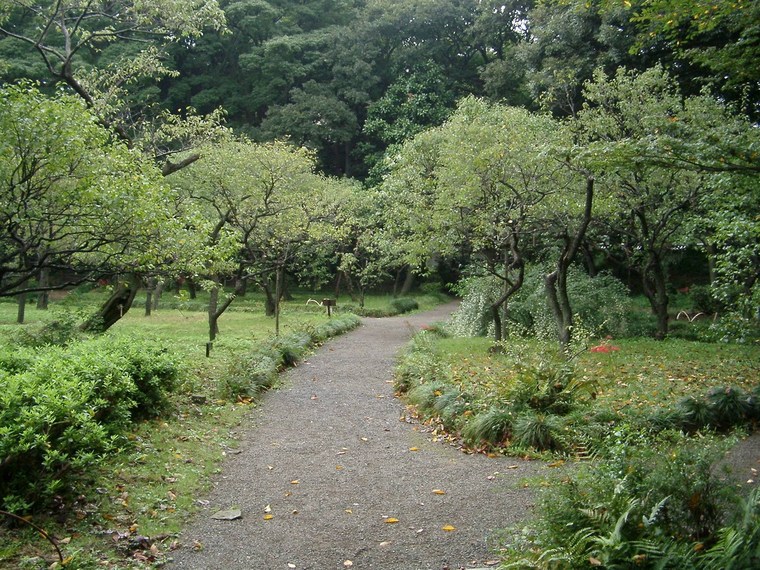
[206,342,213,357]
[322,298,336,317]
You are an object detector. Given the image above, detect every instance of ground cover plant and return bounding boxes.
[0,289,436,568]
[394,302,759,568]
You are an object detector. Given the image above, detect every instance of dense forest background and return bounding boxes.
[3,0,758,178]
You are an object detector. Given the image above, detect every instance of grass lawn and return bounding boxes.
[421,335,758,415]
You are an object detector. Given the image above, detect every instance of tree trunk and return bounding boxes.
[399,267,415,296]
[187,278,197,300]
[144,278,155,317]
[334,271,343,299]
[275,266,284,337]
[36,269,49,310]
[263,279,276,317]
[208,286,220,341]
[489,238,525,342]
[642,252,670,340]
[208,278,246,341]
[145,288,153,317]
[152,280,163,311]
[17,293,27,324]
[81,274,140,333]
[581,241,598,277]
[545,177,594,351]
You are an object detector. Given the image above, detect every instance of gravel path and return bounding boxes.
[169,303,546,570]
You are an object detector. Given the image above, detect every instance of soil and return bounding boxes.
[167,302,759,570]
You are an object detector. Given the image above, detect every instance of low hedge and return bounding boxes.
[0,336,180,512]
[341,297,419,318]
[222,315,361,398]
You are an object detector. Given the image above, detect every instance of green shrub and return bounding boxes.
[394,331,449,394]
[447,274,501,337]
[11,312,84,348]
[677,395,714,432]
[501,432,741,568]
[0,336,180,511]
[691,284,725,315]
[221,315,360,399]
[390,297,419,314]
[433,389,470,430]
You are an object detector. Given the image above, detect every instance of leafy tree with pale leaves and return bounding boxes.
[0,83,206,329]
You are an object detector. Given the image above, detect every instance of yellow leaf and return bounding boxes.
[384,517,399,524]
[409,447,419,452]
[263,514,274,520]
[432,489,446,495]
[290,480,300,485]
[442,525,457,532]
[336,465,344,470]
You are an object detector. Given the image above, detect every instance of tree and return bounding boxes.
[0,84,200,316]
[381,97,582,343]
[173,138,351,340]
[0,1,227,168]
[629,0,760,119]
[577,66,715,339]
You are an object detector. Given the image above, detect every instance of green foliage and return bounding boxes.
[512,411,564,452]
[389,297,419,314]
[462,408,513,447]
[221,315,360,398]
[706,386,753,431]
[447,274,501,338]
[396,332,598,452]
[394,331,450,394]
[343,297,421,318]
[502,431,744,568]
[0,336,180,511]
[10,312,84,348]
[450,267,634,342]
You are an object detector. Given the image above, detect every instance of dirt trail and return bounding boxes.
[168,303,546,570]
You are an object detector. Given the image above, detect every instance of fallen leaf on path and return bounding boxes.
[442,525,456,532]
[379,541,391,547]
[507,465,519,469]
[384,517,399,524]
[263,514,274,521]
[409,447,419,452]
[336,465,344,470]
[288,564,296,569]
[432,489,446,495]
[264,505,272,513]
[290,480,300,485]
[548,460,565,468]
[344,561,353,567]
